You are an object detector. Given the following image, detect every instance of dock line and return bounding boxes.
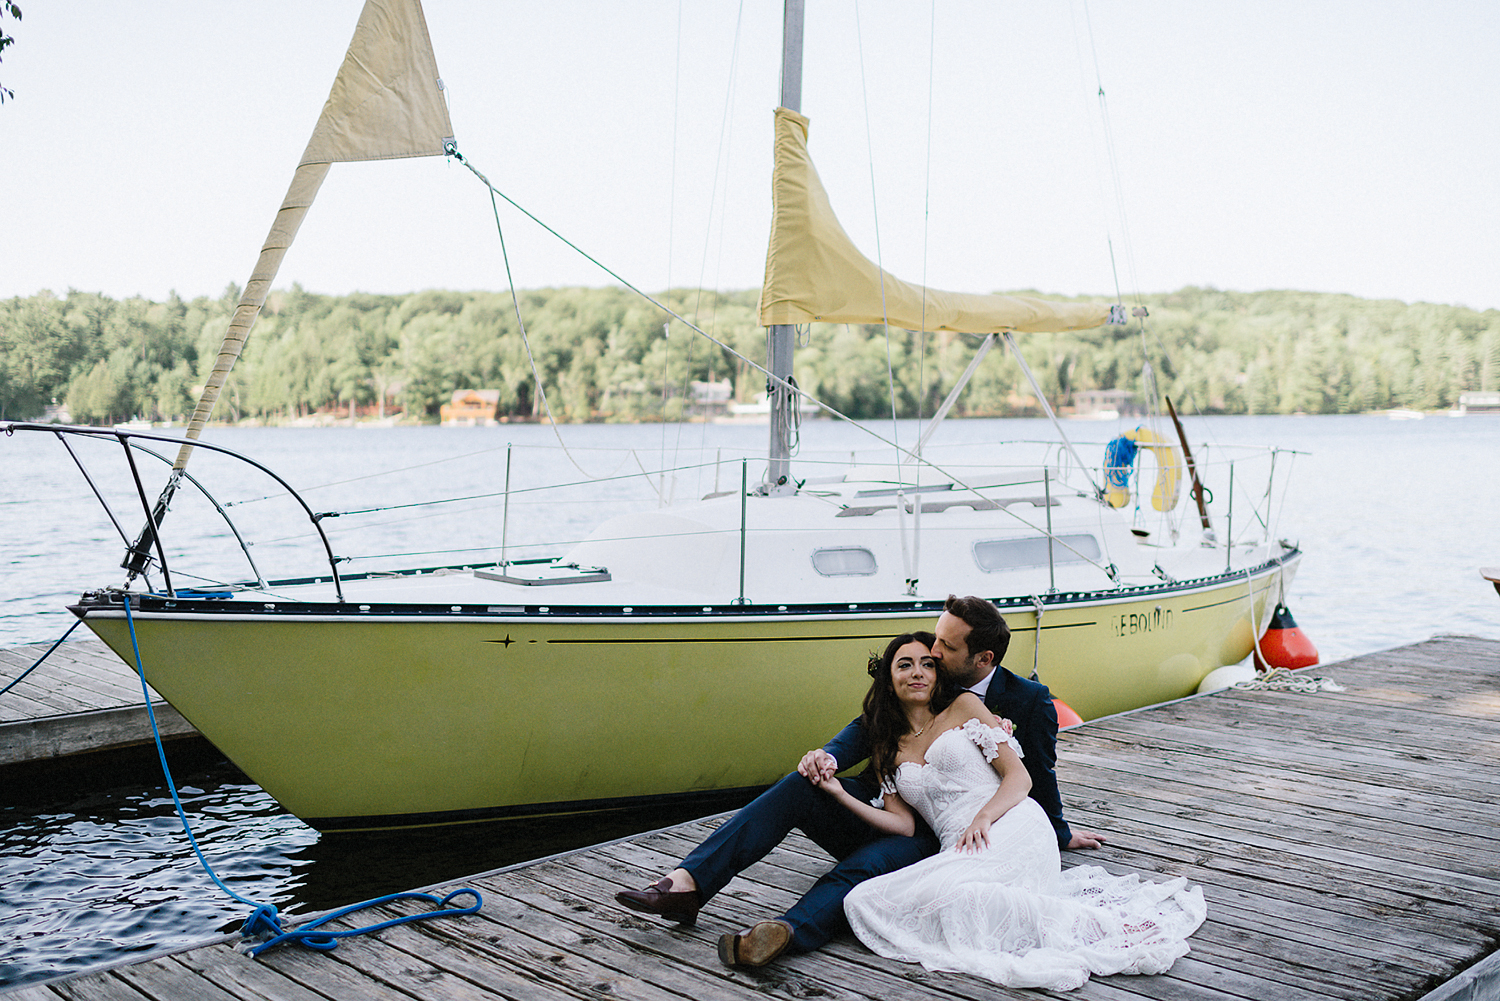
[121,595,485,957]
[0,618,81,697]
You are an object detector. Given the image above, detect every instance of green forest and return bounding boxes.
[2,283,1497,425]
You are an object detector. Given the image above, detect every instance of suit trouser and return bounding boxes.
[680,771,938,952]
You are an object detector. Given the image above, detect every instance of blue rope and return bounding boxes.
[241,888,483,957]
[1103,435,1138,492]
[0,619,83,697]
[120,596,483,956]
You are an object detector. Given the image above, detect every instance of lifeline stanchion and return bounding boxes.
[120,595,483,956]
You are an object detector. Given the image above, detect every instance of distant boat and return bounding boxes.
[1386,409,1426,420]
[4,0,1304,831]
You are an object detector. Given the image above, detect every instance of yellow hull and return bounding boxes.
[80,556,1294,830]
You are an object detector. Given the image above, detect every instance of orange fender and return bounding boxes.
[1053,698,1084,730]
[1256,604,1319,670]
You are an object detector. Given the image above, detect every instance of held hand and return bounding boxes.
[797,748,839,783]
[808,770,858,809]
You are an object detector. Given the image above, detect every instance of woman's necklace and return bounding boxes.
[911,715,937,738]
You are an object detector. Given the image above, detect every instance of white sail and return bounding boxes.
[174,0,454,470]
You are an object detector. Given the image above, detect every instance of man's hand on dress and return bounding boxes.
[797,748,839,783]
[1066,829,1106,850]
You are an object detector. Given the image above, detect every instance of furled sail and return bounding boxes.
[172,0,454,469]
[757,107,1110,334]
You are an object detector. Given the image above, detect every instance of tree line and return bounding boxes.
[2,283,1497,425]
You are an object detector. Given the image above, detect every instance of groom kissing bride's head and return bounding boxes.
[931,593,1012,691]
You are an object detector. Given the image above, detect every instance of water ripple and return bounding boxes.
[0,768,316,987]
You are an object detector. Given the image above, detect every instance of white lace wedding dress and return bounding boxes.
[843,720,1206,991]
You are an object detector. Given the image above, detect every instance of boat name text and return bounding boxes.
[1113,607,1172,637]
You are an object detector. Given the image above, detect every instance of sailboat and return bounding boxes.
[2,0,1300,831]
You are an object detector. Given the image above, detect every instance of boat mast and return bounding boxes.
[765,0,804,495]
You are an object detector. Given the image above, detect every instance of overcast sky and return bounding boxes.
[3,1,1497,311]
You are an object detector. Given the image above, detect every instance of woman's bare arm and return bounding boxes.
[954,739,1031,852]
[810,772,917,837]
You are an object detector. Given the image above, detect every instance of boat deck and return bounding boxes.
[0,636,196,766]
[9,633,1500,1000]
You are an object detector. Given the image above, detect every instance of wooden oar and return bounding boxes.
[1164,396,1213,537]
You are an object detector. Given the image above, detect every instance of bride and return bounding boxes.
[813,634,1207,991]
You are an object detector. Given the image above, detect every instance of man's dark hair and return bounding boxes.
[944,594,1010,664]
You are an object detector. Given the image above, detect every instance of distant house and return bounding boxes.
[1069,389,1140,420]
[440,389,501,426]
[1457,391,1500,415]
[687,379,733,419]
[724,390,820,422]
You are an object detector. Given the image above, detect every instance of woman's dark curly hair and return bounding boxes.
[862,631,950,784]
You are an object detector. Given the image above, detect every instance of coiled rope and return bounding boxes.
[1102,435,1138,495]
[120,596,483,956]
[1234,667,1345,695]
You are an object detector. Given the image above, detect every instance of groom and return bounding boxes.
[614,594,1104,968]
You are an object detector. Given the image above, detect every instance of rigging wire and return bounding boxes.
[1069,0,1199,549]
[918,0,936,430]
[666,0,682,318]
[1076,0,1142,314]
[484,176,606,481]
[658,321,674,502]
[224,441,547,507]
[853,0,912,588]
[680,0,748,492]
[657,0,678,489]
[1069,0,1168,556]
[446,151,1119,568]
[914,0,938,585]
[301,453,711,520]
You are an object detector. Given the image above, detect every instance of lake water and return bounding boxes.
[2,414,1498,986]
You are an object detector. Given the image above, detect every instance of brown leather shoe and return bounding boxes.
[614,878,701,925]
[718,919,793,967]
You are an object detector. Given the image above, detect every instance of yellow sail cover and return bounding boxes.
[758,108,1110,334]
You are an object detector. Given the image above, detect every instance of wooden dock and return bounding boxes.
[6,634,1500,1000]
[0,637,196,766]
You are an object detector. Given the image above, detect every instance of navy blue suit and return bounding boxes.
[679,665,1071,952]
[826,666,1073,848]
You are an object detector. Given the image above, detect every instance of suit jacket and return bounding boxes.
[822,666,1074,849]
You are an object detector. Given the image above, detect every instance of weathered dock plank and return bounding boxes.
[0,638,198,765]
[170,947,333,1001]
[9,634,1500,1001]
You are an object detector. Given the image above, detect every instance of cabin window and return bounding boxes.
[812,547,879,577]
[973,534,1101,572]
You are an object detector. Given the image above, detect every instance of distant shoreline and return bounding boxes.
[20,405,1497,431]
[6,286,1497,426]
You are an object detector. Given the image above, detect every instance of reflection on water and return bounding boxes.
[0,743,755,987]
